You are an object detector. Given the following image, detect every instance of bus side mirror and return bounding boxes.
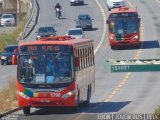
[138,18,140,23]
[106,20,109,24]
[75,57,80,68]
[12,54,17,65]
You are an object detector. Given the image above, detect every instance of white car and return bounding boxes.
[0,14,16,26]
[65,28,85,39]
[106,0,125,11]
[70,0,84,6]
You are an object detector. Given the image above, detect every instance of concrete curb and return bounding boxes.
[0,107,21,118]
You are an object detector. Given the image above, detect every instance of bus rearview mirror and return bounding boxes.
[106,20,109,24]
[138,18,140,23]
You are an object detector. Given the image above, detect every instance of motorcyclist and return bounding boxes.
[55,3,62,17]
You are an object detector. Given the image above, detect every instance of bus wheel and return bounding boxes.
[83,87,91,107]
[71,92,80,112]
[134,45,140,49]
[111,46,116,50]
[23,107,30,115]
[1,61,4,65]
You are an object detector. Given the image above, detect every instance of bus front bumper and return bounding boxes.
[110,40,140,47]
[17,95,76,107]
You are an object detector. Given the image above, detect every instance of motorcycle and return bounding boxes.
[56,8,61,19]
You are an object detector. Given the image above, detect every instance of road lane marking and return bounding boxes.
[27,1,40,42]
[156,0,160,4]
[73,112,86,120]
[94,0,107,55]
[104,0,145,103]
[112,91,117,95]
[115,87,120,90]
[73,0,145,119]
[72,0,107,119]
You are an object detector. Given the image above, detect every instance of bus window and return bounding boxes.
[91,46,94,66]
[80,49,83,69]
[18,53,73,85]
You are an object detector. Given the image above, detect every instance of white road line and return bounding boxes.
[156,0,160,4]
[94,0,107,55]
[27,2,40,42]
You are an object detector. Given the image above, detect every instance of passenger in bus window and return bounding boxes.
[28,56,40,74]
[20,57,34,83]
[59,62,70,76]
[46,57,56,75]
[34,56,45,74]
[46,57,56,83]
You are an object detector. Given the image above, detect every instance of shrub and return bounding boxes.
[154,106,160,120]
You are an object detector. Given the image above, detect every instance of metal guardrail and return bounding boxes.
[17,0,39,40]
[20,0,36,39]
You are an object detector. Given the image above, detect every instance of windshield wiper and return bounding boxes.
[55,52,62,59]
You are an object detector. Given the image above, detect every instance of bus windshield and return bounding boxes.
[109,18,139,34]
[18,53,73,85]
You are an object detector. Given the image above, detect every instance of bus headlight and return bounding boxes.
[1,56,6,59]
[36,36,41,39]
[62,90,75,99]
[110,36,114,40]
[17,90,29,99]
[133,35,139,40]
[109,2,113,7]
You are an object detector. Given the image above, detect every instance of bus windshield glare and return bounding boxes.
[18,53,73,85]
[109,18,139,34]
[109,13,139,34]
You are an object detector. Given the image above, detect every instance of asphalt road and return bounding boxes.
[1,0,160,119]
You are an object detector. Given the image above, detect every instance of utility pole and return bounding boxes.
[0,0,4,14]
[17,0,22,22]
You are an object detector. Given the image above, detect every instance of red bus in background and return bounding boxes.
[13,36,95,115]
[107,7,141,49]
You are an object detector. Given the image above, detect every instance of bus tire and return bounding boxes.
[70,2,73,6]
[1,61,4,65]
[83,87,91,107]
[111,46,115,50]
[134,45,140,49]
[23,107,30,115]
[71,91,80,112]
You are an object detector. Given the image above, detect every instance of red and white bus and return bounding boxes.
[13,36,95,115]
[107,7,141,49]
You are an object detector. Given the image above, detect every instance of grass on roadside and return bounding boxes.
[0,15,27,53]
[0,79,17,113]
[154,106,160,120]
[0,15,27,113]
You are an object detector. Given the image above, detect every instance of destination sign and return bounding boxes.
[19,45,72,53]
[110,12,138,19]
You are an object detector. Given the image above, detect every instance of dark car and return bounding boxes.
[36,26,56,40]
[0,44,18,65]
[70,0,84,6]
[75,14,93,30]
